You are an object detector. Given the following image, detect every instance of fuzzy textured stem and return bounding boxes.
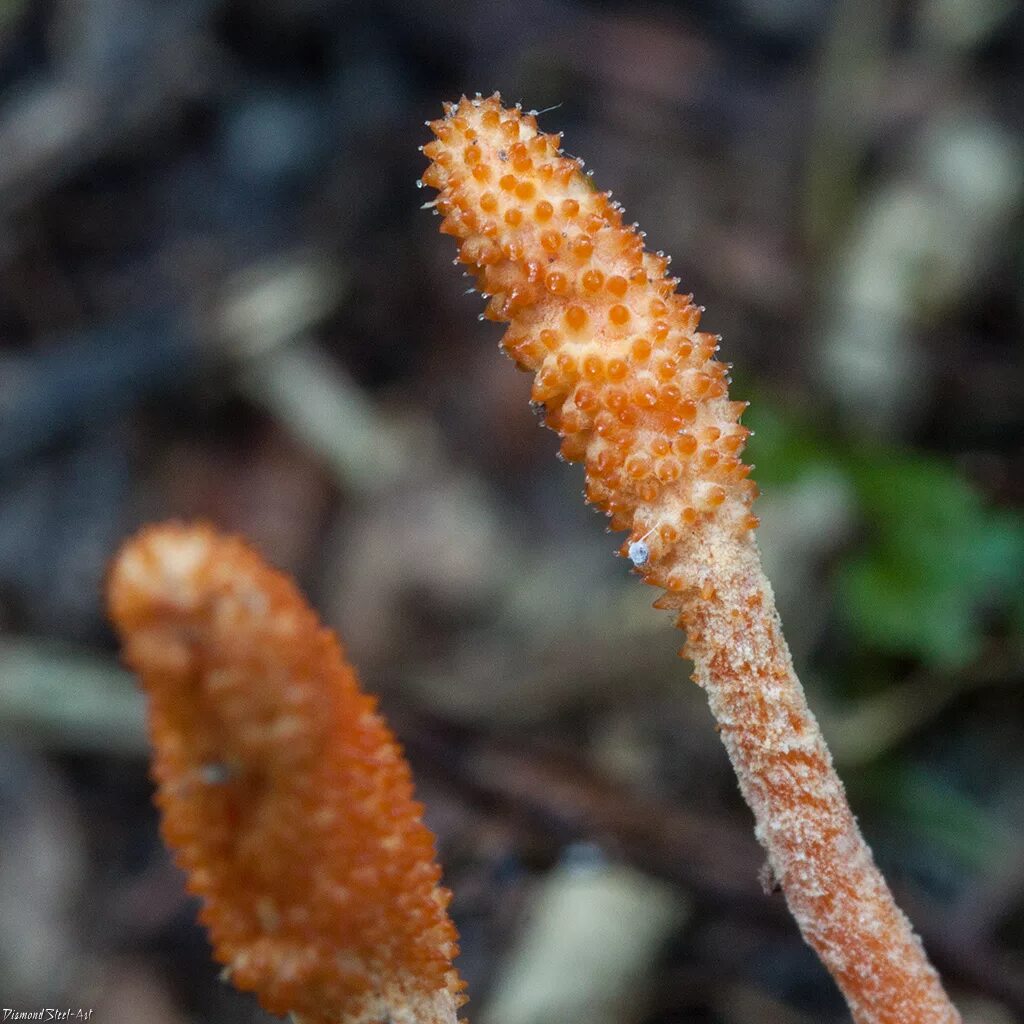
[683,530,956,1023]
[423,92,959,1023]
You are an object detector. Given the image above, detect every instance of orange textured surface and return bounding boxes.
[107,523,464,1024]
[423,93,959,1024]
[420,94,757,575]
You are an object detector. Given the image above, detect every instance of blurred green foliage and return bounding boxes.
[750,401,1024,669]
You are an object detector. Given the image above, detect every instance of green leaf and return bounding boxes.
[747,397,1024,668]
[840,454,1024,667]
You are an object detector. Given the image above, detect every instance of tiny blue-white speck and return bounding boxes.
[628,540,649,567]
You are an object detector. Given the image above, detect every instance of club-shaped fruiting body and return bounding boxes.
[422,93,757,599]
[107,523,464,1024]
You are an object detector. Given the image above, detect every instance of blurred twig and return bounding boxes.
[0,0,221,220]
[0,638,144,753]
[218,254,433,494]
[0,316,193,473]
[820,645,1021,767]
[804,0,892,256]
[482,851,686,1024]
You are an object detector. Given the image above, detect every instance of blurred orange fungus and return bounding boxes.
[107,523,464,1024]
[423,92,960,1024]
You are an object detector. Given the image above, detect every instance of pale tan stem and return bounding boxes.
[681,533,959,1024]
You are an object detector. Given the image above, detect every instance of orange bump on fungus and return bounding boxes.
[424,93,959,1024]
[107,523,464,1024]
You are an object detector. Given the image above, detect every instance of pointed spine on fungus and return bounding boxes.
[107,523,464,1024]
[423,93,960,1024]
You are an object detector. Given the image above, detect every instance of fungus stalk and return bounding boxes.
[422,93,959,1024]
[107,523,465,1024]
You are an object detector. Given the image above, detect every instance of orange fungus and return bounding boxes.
[422,93,960,1024]
[107,523,464,1024]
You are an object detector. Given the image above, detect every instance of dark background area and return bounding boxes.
[1,1,1022,1022]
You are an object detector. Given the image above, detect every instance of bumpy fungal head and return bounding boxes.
[422,93,759,595]
[107,523,464,1024]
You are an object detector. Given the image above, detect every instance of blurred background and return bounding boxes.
[1,0,1022,1022]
